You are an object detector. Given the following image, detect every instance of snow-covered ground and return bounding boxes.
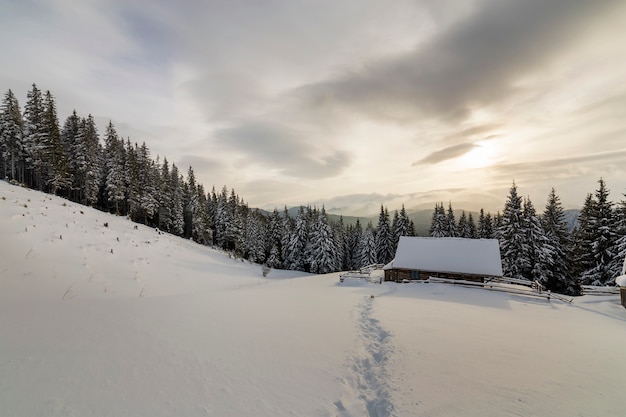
[1,180,625,417]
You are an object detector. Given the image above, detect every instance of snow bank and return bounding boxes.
[2,181,626,417]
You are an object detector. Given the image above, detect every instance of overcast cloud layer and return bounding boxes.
[1,0,625,214]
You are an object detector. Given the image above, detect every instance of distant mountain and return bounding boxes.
[563,209,580,233]
[262,205,581,236]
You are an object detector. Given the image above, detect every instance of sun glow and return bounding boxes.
[458,140,498,169]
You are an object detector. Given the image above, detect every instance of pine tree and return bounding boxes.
[309,207,337,274]
[281,206,294,267]
[266,209,284,268]
[285,206,309,271]
[244,210,266,264]
[446,203,457,237]
[542,188,578,295]
[42,91,70,195]
[457,211,471,238]
[477,209,494,239]
[0,89,25,182]
[169,164,185,236]
[334,215,347,270]
[345,219,363,270]
[581,178,617,286]
[609,197,626,277]
[429,202,446,237]
[570,194,595,282]
[358,221,377,268]
[499,182,529,280]
[22,83,45,189]
[103,122,126,214]
[467,212,477,239]
[375,205,394,264]
[522,197,552,284]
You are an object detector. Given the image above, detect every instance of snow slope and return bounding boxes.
[1,181,625,417]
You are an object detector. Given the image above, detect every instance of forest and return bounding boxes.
[1,84,625,295]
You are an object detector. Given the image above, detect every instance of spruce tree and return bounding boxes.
[375,205,394,264]
[581,178,617,286]
[0,89,25,182]
[467,212,477,239]
[285,206,308,271]
[358,221,377,268]
[542,188,579,294]
[22,84,45,189]
[429,202,446,237]
[457,211,470,238]
[309,207,337,274]
[499,182,529,280]
[522,197,551,284]
[103,122,126,214]
[42,91,70,195]
[446,203,457,237]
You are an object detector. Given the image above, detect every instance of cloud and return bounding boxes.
[294,0,621,123]
[413,143,478,166]
[488,149,626,185]
[214,119,350,179]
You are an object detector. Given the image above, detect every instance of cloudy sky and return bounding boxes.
[1,0,625,215]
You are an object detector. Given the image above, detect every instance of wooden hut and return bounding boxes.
[383,237,503,283]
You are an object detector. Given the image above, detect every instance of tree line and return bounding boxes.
[0,84,413,274]
[2,85,625,294]
[428,181,626,294]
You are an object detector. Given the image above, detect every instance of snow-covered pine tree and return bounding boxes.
[580,178,618,286]
[570,193,595,282]
[375,205,394,264]
[42,91,70,195]
[430,202,446,237]
[103,122,126,214]
[0,89,25,182]
[358,221,377,268]
[395,205,410,241]
[541,188,578,294]
[194,183,212,244]
[125,140,142,220]
[477,209,494,238]
[244,210,266,264]
[81,115,102,207]
[467,212,477,239]
[280,206,293,266]
[285,206,309,271]
[169,164,185,236]
[157,157,173,231]
[266,209,284,268]
[22,84,45,190]
[334,215,347,271]
[457,211,470,238]
[309,207,338,274]
[522,197,552,284]
[345,219,363,270]
[609,197,626,278]
[407,219,417,237]
[498,182,529,280]
[226,189,244,254]
[135,143,158,224]
[446,203,457,237]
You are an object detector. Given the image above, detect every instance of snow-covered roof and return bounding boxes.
[616,275,626,287]
[384,236,503,277]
